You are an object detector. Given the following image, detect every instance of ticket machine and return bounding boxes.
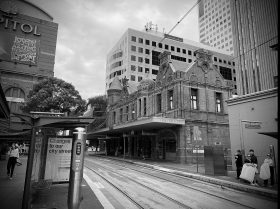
[68,127,86,209]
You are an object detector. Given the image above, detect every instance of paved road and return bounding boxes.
[84,156,277,209]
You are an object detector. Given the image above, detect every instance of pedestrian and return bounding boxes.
[260,157,270,187]
[240,154,258,185]
[235,150,243,179]
[7,143,20,180]
[249,149,258,185]
[244,154,251,163]
[249,149,258,164]
[262,154,274,187]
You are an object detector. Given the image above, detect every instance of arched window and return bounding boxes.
[5,87,25,113]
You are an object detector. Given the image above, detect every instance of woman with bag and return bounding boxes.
[7,143,20,180]
[260,154,274,187]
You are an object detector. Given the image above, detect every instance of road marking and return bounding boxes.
[84,173,115,209]
[93,182,105,189]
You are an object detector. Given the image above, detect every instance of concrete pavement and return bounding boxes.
[0,152,277,209]
[88,153,278,199]
[0,155,103,209]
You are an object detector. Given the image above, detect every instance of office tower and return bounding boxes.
[106,27,237,94]
[230,0,278,95]
[198,0,234,54]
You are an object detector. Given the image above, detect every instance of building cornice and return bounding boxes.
[226,88,278,105]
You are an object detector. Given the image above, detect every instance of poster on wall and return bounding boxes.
[0,31,39,65]
[31,136,42,182]
[45,137,72,182]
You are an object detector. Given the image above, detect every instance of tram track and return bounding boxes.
[85,162,192,209]
[84,164,145,209]
[85,157,268,209]
[85,158,260,209]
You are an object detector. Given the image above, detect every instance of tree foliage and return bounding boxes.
[22,77,86,115]
[87,95,107,116]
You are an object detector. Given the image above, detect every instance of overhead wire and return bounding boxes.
[142,0,202,115]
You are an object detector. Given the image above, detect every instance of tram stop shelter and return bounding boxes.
[22,113,94,209]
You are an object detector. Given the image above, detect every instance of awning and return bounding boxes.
[33,116,95,128]
[87,116,185,136]
[0,130,32,140]
[258,132,278,139]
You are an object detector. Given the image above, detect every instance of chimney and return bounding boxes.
[159,51,171,66]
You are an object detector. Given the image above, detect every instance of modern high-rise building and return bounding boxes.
[227,0,278,172]
[198,0,234,54]
[106,28,237,94]
[230,0,278,95]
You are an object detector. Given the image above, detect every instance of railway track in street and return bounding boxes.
[85,162,192,209]
[84,157,276,209]
[86,157,260,207]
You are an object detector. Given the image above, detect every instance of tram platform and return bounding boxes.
[88,153,278,199]
[0,156,103,209]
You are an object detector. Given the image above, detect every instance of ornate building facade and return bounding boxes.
[89,49,233,166]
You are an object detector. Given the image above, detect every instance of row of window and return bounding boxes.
[213,56,234,66]
[130,65,158,75]
[131,38,194,56]
[131,54,192,64]
[200,22,232,39]
[131,42,234,67]
[109,60,122,70]
[109,51,123,62]
[200,20,231,37]
[113,89,224,124]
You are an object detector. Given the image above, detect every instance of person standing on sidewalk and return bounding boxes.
[7,143,19,180]
[263,154,274,187]
[249,149,258,185]
[235,150,243,179]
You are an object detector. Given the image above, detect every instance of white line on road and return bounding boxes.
[83,173,115,209]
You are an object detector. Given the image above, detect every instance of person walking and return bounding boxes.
[235,150,243,179]
[7,143,19,180]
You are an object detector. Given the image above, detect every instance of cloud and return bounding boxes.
[28,0,199,100]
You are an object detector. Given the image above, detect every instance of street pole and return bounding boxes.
[123,136,126,159]
[22,127,36,209]
[68,127,86,209]
[240,120,245,163]
[196,146,198,173]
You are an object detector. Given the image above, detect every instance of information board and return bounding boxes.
[45,137,72,182]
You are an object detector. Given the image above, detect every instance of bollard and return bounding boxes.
[68,127,86,209]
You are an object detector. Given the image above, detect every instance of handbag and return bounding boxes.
[16,158,22,166]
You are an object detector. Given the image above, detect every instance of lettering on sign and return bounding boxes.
[164,33,183,42]
[45,137,72,182]
[11,36,38,64]
[193,149,204,153]
[0,15,41,36]
[155,117,184,124]
[244,122,261,129]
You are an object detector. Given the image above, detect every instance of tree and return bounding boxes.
[22,77,86,115]
[87,95,107,117]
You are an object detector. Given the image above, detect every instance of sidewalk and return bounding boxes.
[0,156,26,209]
[0,156,103,209]
[89,153,278,199]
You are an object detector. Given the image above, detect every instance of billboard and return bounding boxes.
[45,137,72,182]
[0,31,39,65]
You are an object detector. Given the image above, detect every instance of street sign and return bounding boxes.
[244,122,261,129]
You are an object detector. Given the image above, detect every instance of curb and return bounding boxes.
[89,154,278,199]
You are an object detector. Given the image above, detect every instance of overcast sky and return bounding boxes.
[28,0,199,101]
